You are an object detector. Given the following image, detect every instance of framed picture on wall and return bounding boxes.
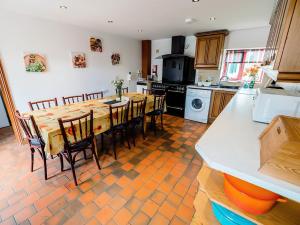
[111,53,120,65]
[71,52,87,68]
[90,37,103,52]
[24,53,47,72]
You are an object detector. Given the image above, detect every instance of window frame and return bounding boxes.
[220,48,266,83]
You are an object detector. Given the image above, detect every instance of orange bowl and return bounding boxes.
[224,174,280,201]
[224,176,281,215]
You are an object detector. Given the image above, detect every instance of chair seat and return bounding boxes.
[29,137,43,148]
[146,109,163,116]
[68,138,93,152]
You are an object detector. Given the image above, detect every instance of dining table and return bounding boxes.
[24,92,155,156]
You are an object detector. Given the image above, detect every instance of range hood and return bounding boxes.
[156,36,188,59]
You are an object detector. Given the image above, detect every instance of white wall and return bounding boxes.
[0,12,141,112]
[0,93,10,128]
[151,26,270,82]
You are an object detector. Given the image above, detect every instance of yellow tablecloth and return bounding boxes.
[25,93,155,155]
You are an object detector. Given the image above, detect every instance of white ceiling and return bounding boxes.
[0,0,276,40]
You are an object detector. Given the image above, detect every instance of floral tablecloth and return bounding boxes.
[25,93,155,155]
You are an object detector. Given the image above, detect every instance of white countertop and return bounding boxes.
[187,85,239,93]
[195,89,300,202]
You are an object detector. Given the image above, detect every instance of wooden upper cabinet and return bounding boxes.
[194,30,229,69]
[142,40,151,78]
[277,0,300,73]
[264,0,300,81]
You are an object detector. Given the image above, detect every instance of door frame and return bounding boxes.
[0,59,23,143]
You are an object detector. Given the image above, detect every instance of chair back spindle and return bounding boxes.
[115,87,128,95]
[109,102,130,128]
[153,94,166,112]
[58,110,94,148]
[131,97,147,120]
[142,88,152,95]
[28,98,58,111]
[62,94,85,105]
[86,92,104,100]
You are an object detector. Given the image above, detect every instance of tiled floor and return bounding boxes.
[0,115,208,225]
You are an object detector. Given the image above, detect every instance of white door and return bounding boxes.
[0,94,10,128]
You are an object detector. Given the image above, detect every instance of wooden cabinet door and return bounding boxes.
[195,38,207,67]
[209,91,223,119]
[221,92,235,110]
[206,36,221,67]
[209,91,235,122]
[278,0,300,73]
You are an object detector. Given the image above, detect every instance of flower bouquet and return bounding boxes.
[112,78,124,101]
[243,65,260,89]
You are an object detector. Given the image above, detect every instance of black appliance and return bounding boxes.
[151,82,186,117]
[154,36,196,117]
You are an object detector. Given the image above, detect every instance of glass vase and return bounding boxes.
[117,87,122,101]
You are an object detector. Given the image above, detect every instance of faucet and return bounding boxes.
[218,75,228,87]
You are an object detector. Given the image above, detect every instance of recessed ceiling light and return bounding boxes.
[210,17,216,21]
[185,18,197,24]
[192,0,200,2]
[107,20,114,23]
[138,29,143,33]
[59,5,68,10]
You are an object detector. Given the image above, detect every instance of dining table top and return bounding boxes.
[24,92,155,155]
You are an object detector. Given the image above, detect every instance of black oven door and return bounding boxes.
[166,89,186,117]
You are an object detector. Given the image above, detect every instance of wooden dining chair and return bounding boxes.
[142,88,152,95]
[28,98,58,111]
[146,94,166,135]
[85,91,104,100]
[15,111,49,180]
[101,101,131,160]
[62,94,85,105]
[130,97,147,146]
[115,87,128,94]
[58,110,101,186]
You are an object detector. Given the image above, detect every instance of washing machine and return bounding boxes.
[184,87,212,123]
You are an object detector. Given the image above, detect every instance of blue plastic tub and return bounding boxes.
[211,202,256,225]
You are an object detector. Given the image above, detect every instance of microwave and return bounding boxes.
[252,88,300,123]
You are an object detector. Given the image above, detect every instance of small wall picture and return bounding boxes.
[111,53,120,65]
[24,53,47,72]
[71,52,87,68]
[90,37,102,52]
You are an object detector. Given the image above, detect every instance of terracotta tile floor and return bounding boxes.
[0,115,208,225]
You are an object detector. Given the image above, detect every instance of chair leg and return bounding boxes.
[101,134,104,153]
[92,142,101,170]
[59,154,64,172]
[160,114,164,130]
[126,127,131,149]
[41,150,48,180]
[112,132,117,160]
[30,149,34,172]
[153,116,157,135]
[68,153,78,186]
[83,150,87,160]
[142,119,146,140]
[132,126,136,146]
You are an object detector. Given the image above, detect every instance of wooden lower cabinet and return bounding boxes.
[209,90,235,122]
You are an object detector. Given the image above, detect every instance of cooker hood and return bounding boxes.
[156,36,188,59]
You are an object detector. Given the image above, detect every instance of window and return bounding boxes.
[221,48,265,82]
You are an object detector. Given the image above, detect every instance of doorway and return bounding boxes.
[0,59,23,143]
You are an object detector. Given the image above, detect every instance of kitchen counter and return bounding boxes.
[187,85,239,92]
[195,89,300,202]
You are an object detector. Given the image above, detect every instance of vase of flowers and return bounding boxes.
[243,65,260,89]
[112,78,124,101]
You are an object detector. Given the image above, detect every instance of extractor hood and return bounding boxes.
[156,36,189,59]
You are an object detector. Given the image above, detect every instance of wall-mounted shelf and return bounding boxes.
[197,165,300,225]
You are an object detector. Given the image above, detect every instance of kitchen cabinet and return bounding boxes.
[264,0,300,81]
[194,30,229,69]
[142,40,151,79]
[209,90,235,122]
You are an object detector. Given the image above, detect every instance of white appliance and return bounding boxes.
[253,88,300,123]
[184,87,212,123]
